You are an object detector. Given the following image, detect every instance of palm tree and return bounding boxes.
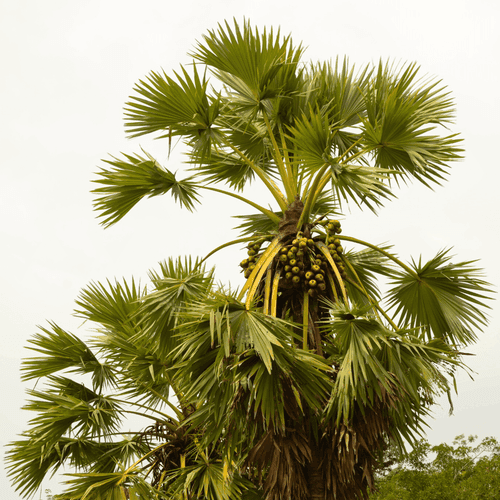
[7,19,492,500]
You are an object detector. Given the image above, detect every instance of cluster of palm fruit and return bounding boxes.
[239,237,272,279]
[239,219,347,299]
[317,218,347,280]
[277,234,328,297]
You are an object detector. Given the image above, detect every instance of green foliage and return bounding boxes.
[125,64,220,149]
[387,249,491,344]
[93,151,200,227]
[7,18,493,500]
[191,19,304,114]
[362,62,462,187]
[371,435,500,500]
[22,322,114,392]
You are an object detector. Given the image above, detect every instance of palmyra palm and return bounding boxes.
[7,19,492,500]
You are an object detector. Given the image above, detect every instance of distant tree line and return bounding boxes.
[370,435,500,499]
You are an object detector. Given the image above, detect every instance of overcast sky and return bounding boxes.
[1,1,499,498]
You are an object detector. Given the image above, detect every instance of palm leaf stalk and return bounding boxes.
[7,19,493,500]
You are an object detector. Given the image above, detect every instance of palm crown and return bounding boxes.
[7,19,492,500]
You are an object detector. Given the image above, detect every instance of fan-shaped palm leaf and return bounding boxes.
[75,278,144,333]
[191,19,304,106]
[22,322,114,391]
[386,249,492,344]
[362,62,463,186]
[124,64,219,143]
[93,151,201,227]
[341,244,395,304]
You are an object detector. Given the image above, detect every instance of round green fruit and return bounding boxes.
[305,271,314,280]
[292,266,300,274]
[279,254,288,263]
[292,275,301,284]
[309,280,317,287]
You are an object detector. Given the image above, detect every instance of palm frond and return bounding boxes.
[188,148,257,192]
[287,107,343,173]
[300,59,370,130]
[176,291,331,404]
[325,304,396,416]
[328,162,394,212]
[362,62,463,187]
[342,244,396,304]
[92,324,173,409]
[24,377,122,442]
[323,302,461,447]
[168,459,248,500]
[56,468,155,500]
[22,322,114,391]
[177,295,332,450]
[6,379,123,497]
[6,434,70,499]
[74,277,175,403]
[93,151,201,227]
[309,191,341,219]
[136,256,214,354]
[125,63,220,144]
[386,249,493,344]
[232,212,281,237]
[75,278,144,332]
[191,19,304,107]
[6,434,149,499]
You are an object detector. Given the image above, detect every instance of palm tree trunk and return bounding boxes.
[306,443,325,500]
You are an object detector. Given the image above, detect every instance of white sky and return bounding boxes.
[1,1,499,498]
